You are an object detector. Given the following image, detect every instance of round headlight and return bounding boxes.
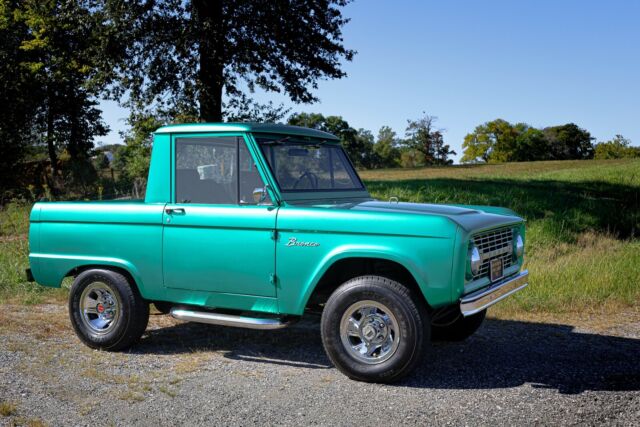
[469,246,481,276]
[515,234,524,258]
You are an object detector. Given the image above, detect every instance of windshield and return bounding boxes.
[256,135,364,192]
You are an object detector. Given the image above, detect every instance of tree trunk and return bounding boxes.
[193,0,224,122]
[46,94,58,179]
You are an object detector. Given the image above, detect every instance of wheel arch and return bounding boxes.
[299,251,431,314]
[50,257,147,297]
[68,264,142,295]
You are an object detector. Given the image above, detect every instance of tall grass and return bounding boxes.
[0,204,66,303]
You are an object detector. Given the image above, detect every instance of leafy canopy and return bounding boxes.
[404,115,456,166]
[462,119,594,163]
[99,0,355,122]
[594,135,639,160]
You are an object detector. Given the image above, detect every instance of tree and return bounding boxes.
[514,127,550,161]
[405,115,456,166]
[461,119,519,163]
[594,135,640,160]
[373,126,400,168]
[0,0,40,196]
[543,123,594,160]
[461,119,557,163]
[15,0,108,191]
[353,128,377,169]
[287,112,373,167]
[101,0,355,122]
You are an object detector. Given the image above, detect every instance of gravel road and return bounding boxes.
[1,304,639,426]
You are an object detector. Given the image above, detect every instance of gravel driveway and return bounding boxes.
[1,304,639,426]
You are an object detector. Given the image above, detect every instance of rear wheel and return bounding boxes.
[69,269,149,351]
[321,275,428,383]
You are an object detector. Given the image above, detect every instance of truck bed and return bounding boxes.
[29,201,165,297]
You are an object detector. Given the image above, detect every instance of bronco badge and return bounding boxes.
[286,237,320,247]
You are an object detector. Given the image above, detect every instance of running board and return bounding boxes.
[170,308,292,330]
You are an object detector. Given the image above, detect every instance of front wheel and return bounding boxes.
[321,275,429,383]
[69,269,149,351]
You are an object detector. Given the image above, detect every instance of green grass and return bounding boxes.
[0,204,67,304]
[361,158,640,315]
[1,158,639,314]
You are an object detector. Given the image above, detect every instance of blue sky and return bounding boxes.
[99,0,640,162]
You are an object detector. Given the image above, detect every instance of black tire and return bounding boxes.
[320,275,429,383]
[69,269,149,351]
[431,309,486,341]
[153,301,173,314]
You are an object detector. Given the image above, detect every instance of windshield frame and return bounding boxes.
[254,133,367,195]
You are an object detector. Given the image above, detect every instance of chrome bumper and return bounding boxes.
[460,270,529,317]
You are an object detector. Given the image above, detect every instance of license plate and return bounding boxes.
[490,258,504,282]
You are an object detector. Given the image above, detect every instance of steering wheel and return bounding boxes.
[293,171,319,189]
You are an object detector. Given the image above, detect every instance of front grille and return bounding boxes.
[472,227,514,280]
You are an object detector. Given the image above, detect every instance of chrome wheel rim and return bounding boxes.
[339,300,400,364]
[79,282,121,335]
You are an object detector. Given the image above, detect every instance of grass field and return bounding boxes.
[1,158,639,316]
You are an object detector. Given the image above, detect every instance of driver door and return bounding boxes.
[162,135,277,298]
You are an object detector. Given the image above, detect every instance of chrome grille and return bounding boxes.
[472,227,514,280]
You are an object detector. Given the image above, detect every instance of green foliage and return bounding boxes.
[99,0,355,122]
[0,0,40,197]
[462,119,594,163]
[399,149,426,168]
[287,113,401,169]
[594,135,640,160]
[110,112,168,198]
[404,115,456,165]
[0,0,109,198]
[543,123,594,160]
[0,203,67,304]
[287,113,364,166]
[373,126,401,168]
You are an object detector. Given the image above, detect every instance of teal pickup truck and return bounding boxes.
[28,123,528,382]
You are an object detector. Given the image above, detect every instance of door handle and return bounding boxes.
[165,208,185,215]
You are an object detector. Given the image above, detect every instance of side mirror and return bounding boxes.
[253,184,277,205]
[253,187,267,203]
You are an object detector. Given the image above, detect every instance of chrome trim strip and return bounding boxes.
[170,308,292,330]
[460,270,529,317]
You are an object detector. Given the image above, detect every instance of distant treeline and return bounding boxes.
[461,119,639,163]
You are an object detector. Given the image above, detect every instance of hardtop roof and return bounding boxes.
[155,122,339,141]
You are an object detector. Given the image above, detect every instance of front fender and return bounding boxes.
[296,244,425,312]
[277,233,456,315]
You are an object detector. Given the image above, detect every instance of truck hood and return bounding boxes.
[293,199,523,233]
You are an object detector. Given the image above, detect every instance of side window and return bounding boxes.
[175,137,237,204]
[239,141,272,205]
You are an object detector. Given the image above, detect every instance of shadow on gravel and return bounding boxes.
[407,319,640,394]
[137,317,640,394]
[138,316,332,370]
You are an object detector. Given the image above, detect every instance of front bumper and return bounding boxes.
[459,270,529,317]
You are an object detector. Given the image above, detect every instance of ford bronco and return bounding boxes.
[27,123,528,382]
